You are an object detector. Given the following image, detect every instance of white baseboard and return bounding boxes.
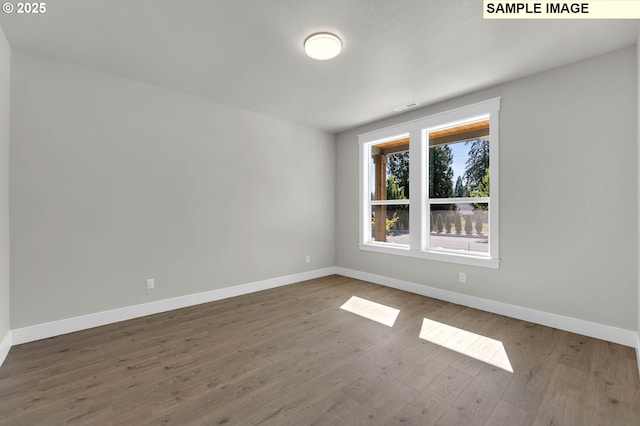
[0,330,11,368]
[11,267,338,346]
[3,265,638,372]
[335,267,638,348]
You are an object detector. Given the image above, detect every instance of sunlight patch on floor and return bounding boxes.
[340,296,400,327]
[419,318,513,372]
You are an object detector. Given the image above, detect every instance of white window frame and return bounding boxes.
[358,98,500,269]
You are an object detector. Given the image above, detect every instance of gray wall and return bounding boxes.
[637,35,640,349]
[0,25,9,339]
[5,43,639,336]
[336,46,638,331]
[10,50,335,328]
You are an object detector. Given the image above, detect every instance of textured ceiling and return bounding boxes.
[0,0,637,132]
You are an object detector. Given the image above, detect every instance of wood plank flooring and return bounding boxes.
[0,275,638,425]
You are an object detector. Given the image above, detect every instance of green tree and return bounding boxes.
[454,176,465,198]
[386,175,406,200]
[429,146,454,221]
[471,168,490,198]
[429,145,454,198]
[463,139,489,194]
[471,168,490,211]
[387,152,409,199]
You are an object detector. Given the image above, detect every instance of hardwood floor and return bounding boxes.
[0,275,638,425]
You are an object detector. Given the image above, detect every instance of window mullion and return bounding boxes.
[409,128,424,251]
[371,199,410,206]
[429,197,490,204]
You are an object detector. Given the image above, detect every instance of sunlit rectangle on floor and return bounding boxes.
[340,296,400,327]
[419,318,513,372]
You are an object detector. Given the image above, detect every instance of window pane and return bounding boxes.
[371,205,410,245]
[428,120,489,199]
[370,149,409,201]
[429,203,488,253]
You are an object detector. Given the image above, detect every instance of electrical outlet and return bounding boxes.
[305,255,311,264]
[459,272,466,283]
[146,278,155,290]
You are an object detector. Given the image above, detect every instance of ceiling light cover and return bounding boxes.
[304,33,342,60]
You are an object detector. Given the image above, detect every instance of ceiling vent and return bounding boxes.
[393,102,420,112]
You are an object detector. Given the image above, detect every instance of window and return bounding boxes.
[359,98,500,268]
[369,138,410,246]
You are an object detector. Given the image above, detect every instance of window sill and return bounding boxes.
[359,243,500,269]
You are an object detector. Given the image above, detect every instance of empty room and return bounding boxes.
[0,1,639,425]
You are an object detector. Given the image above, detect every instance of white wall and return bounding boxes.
[336,46,638,331]
[9,50,335,328]
[0,25,10,345]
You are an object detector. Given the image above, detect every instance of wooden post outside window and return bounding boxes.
[373,154,387,242]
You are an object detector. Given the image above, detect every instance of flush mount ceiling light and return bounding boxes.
[304,32,342,60]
